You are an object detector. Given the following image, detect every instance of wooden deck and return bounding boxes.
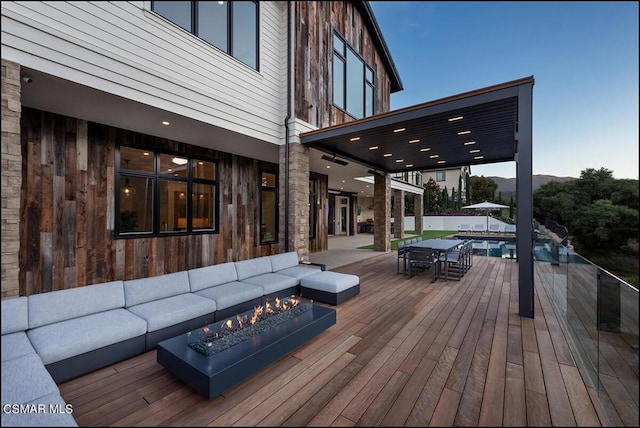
[59,253,637,426]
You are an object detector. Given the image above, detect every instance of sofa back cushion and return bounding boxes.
[1,297,28,335]
[234,256,273,281]
[188,262,238,292]
[269,252,299,272]
[124,271,190,307]
[28,281,125,329]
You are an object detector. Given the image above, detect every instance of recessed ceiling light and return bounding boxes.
[409,139,420,144]
[350,136,360,142]
[474,155,484,160]
[437,160,446,164]
[326,165,331,168]
[143,152,150,156]
[162,121,170,126]
[369,146,379,150]
[383,153,392,157]
[395,159,404,163]
[405,164,414,168]
[420,147,431,152]
[172,157,188,165]
[342,180,345,183]
[393,127,406,133]
[168,168,172,172]
[457,130,471,135]
[448,116,464,122]
[469,149,481,154]
[463,141,476,146]
[429,154,439,158]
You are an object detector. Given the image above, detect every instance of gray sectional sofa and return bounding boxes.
[1,251,359,427]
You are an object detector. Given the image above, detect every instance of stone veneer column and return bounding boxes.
[414,193,424,236]
[1,59,22,298]
[373,173,391,252]
[393,189,404,239]
[279,142,309,260]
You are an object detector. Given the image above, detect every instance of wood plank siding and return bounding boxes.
[58,253,635,426]
[295,1,391,128]
[308,171,329,253]
[19,107,280,295]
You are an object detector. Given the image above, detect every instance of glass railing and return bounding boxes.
[533,241,639,425]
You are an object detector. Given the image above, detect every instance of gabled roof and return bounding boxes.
[355,1,403,93]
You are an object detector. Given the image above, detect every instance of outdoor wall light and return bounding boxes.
[321,154,348,166]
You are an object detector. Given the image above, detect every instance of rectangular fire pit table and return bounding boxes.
[156,303,336,399]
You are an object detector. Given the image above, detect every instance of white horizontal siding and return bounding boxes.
[1,1,287,144]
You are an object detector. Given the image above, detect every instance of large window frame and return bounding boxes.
[151,1,259,70]
[332,32,375,119]
[115,145,219,238]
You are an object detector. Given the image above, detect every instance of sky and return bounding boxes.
[369,1,639,179]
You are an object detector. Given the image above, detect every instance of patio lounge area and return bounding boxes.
[57,252,636,426]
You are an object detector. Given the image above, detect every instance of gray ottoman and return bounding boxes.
[299,271,360,305]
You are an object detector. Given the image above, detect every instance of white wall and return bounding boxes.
[1,1,287,144]
[392,215,510,232]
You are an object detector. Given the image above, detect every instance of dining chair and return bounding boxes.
[406,247,439,281]
[438,247,465,281]
[397,240,408,274]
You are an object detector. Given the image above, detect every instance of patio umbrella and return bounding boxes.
[462,201,509,232]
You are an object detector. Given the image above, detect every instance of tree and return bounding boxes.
[573,200,638,251]
[442,186,449,210]
[469,175,498,204]
[457,174,463,207]
[451,188,457,211]
[509,196,514,219]
[423,178,441,212]
[465,174,470,205]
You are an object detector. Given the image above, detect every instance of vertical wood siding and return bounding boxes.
[295,1,391,128]
[308,171,329,253]
[19,108,279,295]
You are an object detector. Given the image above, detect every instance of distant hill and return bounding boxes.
[487,175,576,200]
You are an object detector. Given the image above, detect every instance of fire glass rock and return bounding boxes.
[188,300,312,357]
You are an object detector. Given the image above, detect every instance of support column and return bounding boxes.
[414,193,423,236]
[393,189,404,239]
[1,59,22,298]
[279,142,310,260]
[373,173,391,252]
[516,82,534,318]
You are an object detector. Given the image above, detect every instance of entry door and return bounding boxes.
[335,197,349,235]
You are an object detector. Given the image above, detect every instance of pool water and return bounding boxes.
[472,240,517,258]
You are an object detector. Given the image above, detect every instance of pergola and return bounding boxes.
[301,76,535,317]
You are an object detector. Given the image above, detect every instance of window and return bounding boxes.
[333,32,375,119]
[117,146,218,237]
[152,1,258,70]
[260,171,278,243]
[436,171,446,182]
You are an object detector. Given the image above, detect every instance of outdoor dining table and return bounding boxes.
[404,238,465,277]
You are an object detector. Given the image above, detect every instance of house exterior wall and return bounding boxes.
[422,166,470,203]
[1,1,287,144]
[294,1,392,128]
[1,59,21,298]
[18,107,279,295]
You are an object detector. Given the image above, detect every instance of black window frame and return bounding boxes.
[115,144,219,238]
[151,1,259,71]
[259,169,278,244]
[332,31,375,119]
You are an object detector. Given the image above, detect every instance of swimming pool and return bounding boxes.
[471,239,517,258]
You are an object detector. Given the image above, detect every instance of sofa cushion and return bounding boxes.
[300,271,360,293]
[188,262,238,292]
[0,393,77,426]
[275,266,323,281]
[1,354,59,406]
[1,296,28,335]
[194,282,263,311]
[234,256,273,281]
[28,281,125,329]
[125,293,215,332]
[1,332,36,363]
[123,271,190,308]
[269,252,299,272]
[239,273,299,296]
[27,309,147,365]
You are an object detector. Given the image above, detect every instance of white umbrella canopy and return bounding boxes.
[462,201,509,231]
